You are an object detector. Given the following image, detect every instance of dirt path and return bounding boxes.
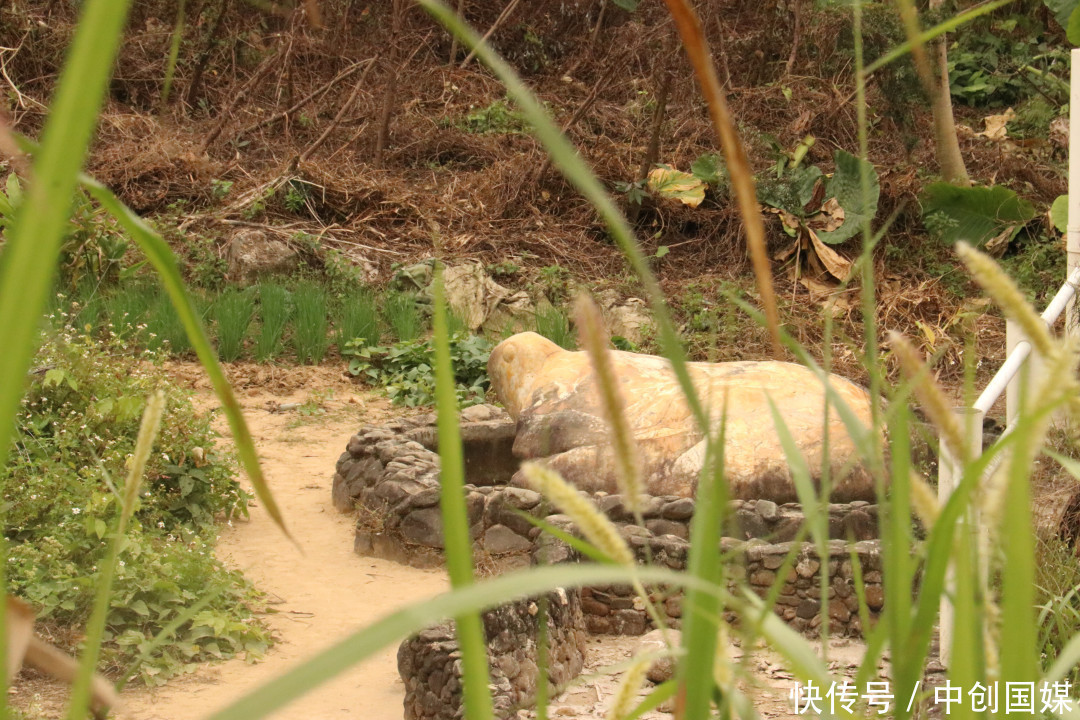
[113,368,450,720]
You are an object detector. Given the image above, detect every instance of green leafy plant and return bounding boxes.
[213,288,254,362]
[383,291,423,342]
[4,331,261,684]
[922,182,1037,251]
[453,99,527,135]
[292,281,329,364]
[103,284,154,339]
[344,331,492,407]
[256,283,291,362]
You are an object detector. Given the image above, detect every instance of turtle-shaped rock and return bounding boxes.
[488,332,878,502]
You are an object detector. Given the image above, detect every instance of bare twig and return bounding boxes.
[295,60,378,167]
[785,0,802,76]
[536,61,620,177]
[185,0,230,111]
[199,47,282,154]
[448,0,467,63]
[232,58,374,141]
[375,0,408,168]
[460,0,521,69]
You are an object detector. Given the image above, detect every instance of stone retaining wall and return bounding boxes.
[397,589,587,720]
[334,406,884,637]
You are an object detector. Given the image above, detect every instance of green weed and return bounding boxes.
[213,288,255,362]
[256,283,291,362]
[334,288,379,352]
[384,291,423,342]
[534,304,575,350]
[292,281,329,364]
[146,291,190,355]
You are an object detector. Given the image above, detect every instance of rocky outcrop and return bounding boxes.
[488,332,879,502]
[225,229,300,284]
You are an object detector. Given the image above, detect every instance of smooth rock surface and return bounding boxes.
[488,332,879,502]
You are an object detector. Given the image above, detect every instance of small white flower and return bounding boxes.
[72,508,81,515]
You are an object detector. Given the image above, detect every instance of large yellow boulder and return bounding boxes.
[488,332,878,502]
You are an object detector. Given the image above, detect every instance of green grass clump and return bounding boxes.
[384,291,423,342]
[256,283,291,361]
[292,281,329,364]
[146,291,190,355]
[535,304,575,349]
[103,284,153,339]
[335,288,379,352]
[213,288,255,362]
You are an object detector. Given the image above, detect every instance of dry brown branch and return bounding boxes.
[185,0,230,111]
[375,0,408,169]
[199,47,283,154]
[536,61,621,178]
[233,58,375,142]
[460,0,521,69]
[294,60,377,167]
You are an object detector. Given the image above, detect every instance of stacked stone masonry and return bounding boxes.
[333,405,884,638]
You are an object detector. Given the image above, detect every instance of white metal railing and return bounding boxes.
[937,46,1080,670]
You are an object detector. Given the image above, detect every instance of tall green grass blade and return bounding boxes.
[214,288,255,362]
[161,0,187,109]
[207,564,723,720]
[384,291,423,342]
[68,391,164,719]
[256,283,291,361]
[73,171,291,539]
[335,288,379,351]
[431,271,494,720]
[0,0,134,710]
[292,281,329,364]
[1000,425,1040,685]
[679,421,726,720]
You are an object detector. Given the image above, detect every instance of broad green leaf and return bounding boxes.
[922,182,1036,248]
[690,153,724,185]
[1069,7,1080,45]
[758,164,822,216]
[816,149,880,245]
[1046,0,1080,31]
[654,245,670,259]
[1052,194,1069,233]
[647,165,706,207]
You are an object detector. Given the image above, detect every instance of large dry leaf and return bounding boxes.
[976,108,1015,141]
[646,165,706,207]
[807,228,853,281]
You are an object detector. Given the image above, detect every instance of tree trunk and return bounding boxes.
[929,35,969,185]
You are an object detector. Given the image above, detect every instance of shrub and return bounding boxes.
[256,283,291,362]
[292,281,329,364]
[213,288,255,362]
[3,330,264,683]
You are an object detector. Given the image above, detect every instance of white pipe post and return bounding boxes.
[938,406,984,668]
[1005,320,1025,425]
[1067,49,1080,341]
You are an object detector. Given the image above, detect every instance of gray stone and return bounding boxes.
[637,628,681,683]
[483,524,532,555]
[756,499,779,521]
[661,498,695,521]
[400,508,445,549]
[226,229,300,284]
[796,599,821,619]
